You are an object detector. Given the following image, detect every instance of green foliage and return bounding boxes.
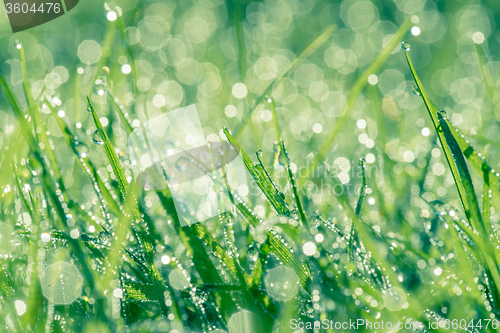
[2,1,500,332]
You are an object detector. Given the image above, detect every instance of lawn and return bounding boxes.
[1,0,500,332]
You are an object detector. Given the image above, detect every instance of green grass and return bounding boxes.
[3,4,500,333]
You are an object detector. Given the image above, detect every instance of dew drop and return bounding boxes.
[92,129,104,145]
[246,243,259,262]
[401,41,411,51]
[439,110,448,119]
[256,150,263,157]
[412,84,421,96]
[359,157,366,168]
[98,231,109,244]
[87,105,92,113]
[429,200,446,216]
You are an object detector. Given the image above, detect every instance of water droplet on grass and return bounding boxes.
[256,150,263,157]
[401,41,411,51]
[429,200,446,215]
[359,157,366,168]
[412,84,421,96]
[92,129,104,145]
[246,243,259,261]
[439,110,448,119]
[87,105,92,113]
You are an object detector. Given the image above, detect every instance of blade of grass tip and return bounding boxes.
[280,140,308,229]
[18,43,37,128]
[224,128,289,215]
[348,158,367,261]
[405,50,500,300]
[1,71,110,323]
[404,49,484,235]
[45,99,122,221]
[297,18,412,189]
[88,97,172,316]
[105,86,134,134]
[235,24,337,141]
[436,111,484,235]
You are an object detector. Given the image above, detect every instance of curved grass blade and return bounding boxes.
[45,101,121,219]
[280,140,308,228]
[226,186,312,292]
[87,97,130,200]
[0,72,110,323]
[224,128,289,215]
[404,48,500,301]
[436,112,484,235]
[403,49,484,235]
[348,158,367,261]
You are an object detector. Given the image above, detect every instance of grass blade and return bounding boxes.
[224,128,289,215]
[280,140,308,228]
[404,47,500,303]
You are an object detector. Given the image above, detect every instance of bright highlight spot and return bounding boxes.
[107,11,117,21]
[368,74,378,85]
[15,300,26,316]
[232,83,248,99]
[357,119,366,129]
[303,242,316,256]
[472,32,485,44]
[161,255,171,265]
